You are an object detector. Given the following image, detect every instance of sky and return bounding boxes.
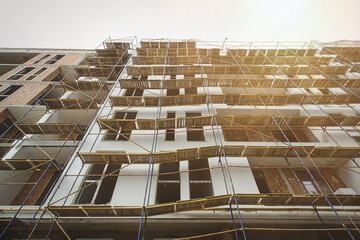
[0,0,359,49]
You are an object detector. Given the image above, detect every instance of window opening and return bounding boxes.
[189,159,213,199]
[76,164,121,204]
[252,170,271,193]
[25,68,47,81]
[125,88,144,97]
[156,162,180,204]
[7,67,35,80]
[32,54,50,64]
[165,112,176,141]
[166,89,179,96]
[104,111,137,141]
[0,85,22,101]
[45,55,65,64]
[186,112,205,141]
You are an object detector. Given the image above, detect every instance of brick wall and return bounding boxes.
[23,53,84,65]
[0,53,83,82]
[0,84,51,105]
[321,169,346,191]
[280,169,305,194]
[11,169,57,205]
[263,169,289,193]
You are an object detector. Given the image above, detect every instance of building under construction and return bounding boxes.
[0,37,360,239]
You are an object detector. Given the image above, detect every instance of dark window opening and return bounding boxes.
[0,85,22,95]
[165,112,176,141]
[156,162,180,204]
[186,112,205,141]
[45,55,65,64]
[187,128,205,141]
[7,67,35,80]
[32,54,50,64]
[76,164,121,204]
[104,111,137,141]
[116,129,132,141]
[0,85,22,101]
[166,129,175,141]
[25,68,47,80]
[125,88,144,97]
[167,89,179,96]
[252,170,270,193]
[189,159,213,199]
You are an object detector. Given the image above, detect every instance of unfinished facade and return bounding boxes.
[0,38,360,239]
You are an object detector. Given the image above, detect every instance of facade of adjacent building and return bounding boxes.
[0,38,360,239]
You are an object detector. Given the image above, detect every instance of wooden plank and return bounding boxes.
[146,204,175,216]
[48,193,360,217]
[83,206,117,217]
[80,144,360,164]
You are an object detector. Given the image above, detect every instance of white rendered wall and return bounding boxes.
[48,81,360,207]
[336,158,360,194]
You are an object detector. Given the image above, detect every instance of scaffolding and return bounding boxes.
[1,38,360,239]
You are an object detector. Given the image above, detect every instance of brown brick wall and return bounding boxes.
[260,168,347,194]
[0,84,51,105]
[0,65,38,81]
[34,67,61,82]
[21,54,41,65]
[56,54,84,65]
[321,169,346,191]
[0,65,60,82]
[23,53,83,65]
[0,53,83,81]
[281,168,305,194]
[263,169,289,193]
[11,169,57,205]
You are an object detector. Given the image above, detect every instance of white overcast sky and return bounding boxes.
[0,0,359,49]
